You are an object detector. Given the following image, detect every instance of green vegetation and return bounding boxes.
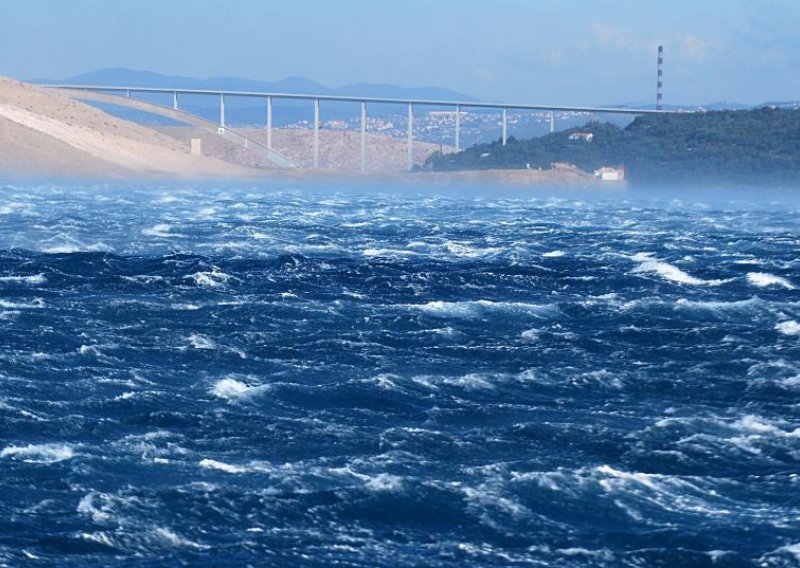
[425,108,800,185]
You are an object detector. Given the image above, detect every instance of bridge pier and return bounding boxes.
[219,94,226,128]
[549,110,555,134]
[455,104,461,151]
[173,91,178,111]
[313,98,320,169]
[502,108,508,145]
[360,101,367,173]
[266,96,272,149]
[407,103,414,172]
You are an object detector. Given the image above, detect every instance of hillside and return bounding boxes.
[426,108,800,186]
[0,77,258,180]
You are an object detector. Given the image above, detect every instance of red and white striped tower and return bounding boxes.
[656,45,664,111]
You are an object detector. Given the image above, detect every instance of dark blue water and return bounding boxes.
[1,184,799,567]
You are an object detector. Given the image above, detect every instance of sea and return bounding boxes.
[0,182,799,567]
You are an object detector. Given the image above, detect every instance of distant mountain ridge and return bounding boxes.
[33,68,480,102]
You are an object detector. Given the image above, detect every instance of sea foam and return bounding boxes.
[1,443,74,463]
[633,259,727,286]
[746,272,795,289]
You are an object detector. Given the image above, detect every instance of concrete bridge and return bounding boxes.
[46,85,670,171]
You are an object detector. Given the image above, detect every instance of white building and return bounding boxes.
[568,131,594,142]
[594,166,625,182]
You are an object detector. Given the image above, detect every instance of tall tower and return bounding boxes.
[656,45,664,111]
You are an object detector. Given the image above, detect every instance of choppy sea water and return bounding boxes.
[0,184,799,567]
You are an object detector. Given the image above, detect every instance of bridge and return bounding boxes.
[45,84,672,171]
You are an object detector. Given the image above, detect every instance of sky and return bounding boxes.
[0,0,798,106]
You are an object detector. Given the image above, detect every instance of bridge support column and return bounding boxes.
[502,108,508,146]
[126,89,131,99]
[407,102,414,172]
[313,98,320,169]
[455,104,461,151]
[360,101,367,173]
[266,97,272,149]
[220,94,226,128]
[173,92,178,111]
[549,110,555,134]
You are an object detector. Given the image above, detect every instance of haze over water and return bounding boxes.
[1,183,799,566]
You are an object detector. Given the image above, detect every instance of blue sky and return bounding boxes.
[0,0,798,105]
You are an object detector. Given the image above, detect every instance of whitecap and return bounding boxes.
[364,473,404,492]
[151,527,209,550]
[188,334,216,350]
[78,345,102,356]
[141,223,182,238]
[521,329,540,342]
[0,298,45,309]
[408,300,555,319]
[0,274,46,285]
[443,373,496,390]
[187,270,233,288]
[747,272,795,290]
[362,248,416,257]
[542,250,565,258]
[210,378,263,400]
[633,259,727,286]
[1,443,74,463]
[674,297,760,312]
[776,321,800,336]
[199,458,247,474]
[443,242,502,258]
[42,242,112,254]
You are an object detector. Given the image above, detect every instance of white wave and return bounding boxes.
[408,299,555,319]
[362,248,416,257]
[1,443,74,463]
[557,548,614,561]
[633,259,727,286]
[674,297,760,312]
[0,298,45,309]
[443,241,502,258]
[141,223,182,238]
[152,527,209,550]
[42,242,112,254]
[364,473,404,492]
[760,543,800,564]
[77,493,113,523]
[79,526,208,551]
[199,458,247,474]
[210,378,264,400]
[78,345,103,356]
[542,250,566,258]
[121,275,166,285]
[0,274,46,285]
[187,270,233,288]
[171,303,201,311]
[443,373,496,390]
[776,320,800,336]
[732,415,800,438]
[188,334,216,350]
[196,207,217,218]
[747,272,795,290]
[155,195,181,204]
[520,329,540,342]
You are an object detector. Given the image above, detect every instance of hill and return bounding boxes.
[425,108,800,186]
[34,68,478,103]
[0,77,259,180]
